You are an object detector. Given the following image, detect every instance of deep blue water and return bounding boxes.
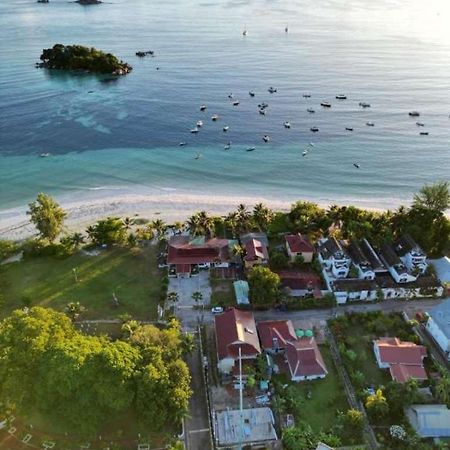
[0,0,449,210]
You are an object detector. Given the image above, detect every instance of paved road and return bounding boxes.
[183,336,212,450]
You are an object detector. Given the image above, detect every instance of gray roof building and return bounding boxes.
[406,404,450,438]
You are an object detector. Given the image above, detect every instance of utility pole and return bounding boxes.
[238,346,244,450]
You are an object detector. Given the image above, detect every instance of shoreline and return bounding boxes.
[0,190,390,242]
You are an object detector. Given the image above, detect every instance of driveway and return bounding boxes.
[169,271,212,308]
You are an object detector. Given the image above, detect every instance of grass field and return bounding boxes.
[210,278,236,307]
[0,246,163,320]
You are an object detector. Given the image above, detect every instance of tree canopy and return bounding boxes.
[248,266,280,307]
[27,193,66,242]
[86,217,127,247]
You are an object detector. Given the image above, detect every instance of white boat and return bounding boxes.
[243,30,248,36]
[200,105,207,111]
[190,127,199,133]
[321,101,331,108]
[211,114,219,121]
[223,126,229,132]
[246,147,256,152]
[40,152,51,158]
[228,93,234,99]
[224,142,231,150]
[285,26,288,33]
[196,120,203,127]
[249,91,255,97]
[416,122,425,127]
[366,122,375,127]
[233,101,240,106]
[259,102,269,109]
[409,111,420,117]
[353,163,360,168]
[268,87,277,93]
[359,102,371,108]
[309,142,315,147]
[179,142,187,146]
[310,127,319,132]
[336,94,347,100]
[263,135,270,142]
[307,108,315,113]
[259,109,266,115]
[195,153,202,159]
[302,150,308,156]
[284,121,291,129]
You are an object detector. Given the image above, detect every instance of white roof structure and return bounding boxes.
[428,299,450,340]
[429,257,450,284]
[316,443,334,450]
[406,404,450,437]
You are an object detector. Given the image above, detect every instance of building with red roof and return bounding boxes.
[276,270,324,298]
[257,320,297,353]
[285,233,315,263]
[373,337,428,383]
[244,238,269,268]
[285,337,328,381]
[214,308,261,374]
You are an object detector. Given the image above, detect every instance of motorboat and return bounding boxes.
[310,127,319,132]
[233,101,240,106]
[285,26,288,33]
[320,101,331,108]
[246,147,256,152]
[366,122,375,127]
[302,94,311,98]
[416,122,425,127]
[302,150,308,156]
[259,102,269,109]
[336,94,347,100]
[200,105,207,111]
[223,126,229,132]
[345,127,354,131]
[40,152,51,158]
[284,121,291,129]
[190,127,199,133]
[243,30,248,36]
[409,111,420,117]
[259,109,266,115]
[353,163,360,168]
[196,120,203,127]
[228,93,234,99]
[307,108,315,113]
[249,91,255,97]
[420,131,429,135]
[224,143,231,150]
[268,87,277,93]
[309,142,315,147]
[195,153,202,160]
[263,135,270,142]
[359,102,371,108]
[179,142,187,146]
[211,114,219,121]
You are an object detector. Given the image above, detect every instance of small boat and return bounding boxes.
[259,109,266,115]
[40,152,51,158]
[416,122,425,127]
[302,150,308,157]
[224,141,231,150]
[359,102,371,108]
[196,120,203,127]
[190,127,199,133]
[87,91,94,94]
[345,127,354,131]
[200,105,207,111]
[263,135,270,142]
[353,163,360,168]
[302,94,311,98]
[211,114,219,121]
[309,142,315,147]
[179,142,187,146]
[223,126,229,132]
[409,111,420,117]
[233,101,240,106]
[310,127,319,132]
[366,122,375,127]
[307,108,315,113]
[195,153,202,160]
[249,91,255,97]
[259,102,269,109]
[268,87,277,93]
[336,94,347,100]
[243,30,248,36]
[284,121,291,129]
[420,131,429,135]
[228,93,234,99]
[246,147,256,152]
[321,101,331,108]
[285,26,288,33]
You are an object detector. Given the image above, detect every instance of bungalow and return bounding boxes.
[426,299,450,361]
[373,337,428,383]
[406,404,450,438]
[348,240,380,280]
[215,308,261,374]
[394,234,428,275]
[167,235,232,277]
[243,238,269,268]
[257,320,297,353]
[277,270,325,298]
[285,233,315,263]
[378,243,417,284]
[376,273,444,300]
[285,337,328,382]
[332,279,378,304]
[317,237,351,278]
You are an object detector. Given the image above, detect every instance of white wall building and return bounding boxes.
[426,299,450,361]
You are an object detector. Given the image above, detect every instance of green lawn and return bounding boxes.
[0,246,163,320]
[210,278,236,307]
[276,345,349,433]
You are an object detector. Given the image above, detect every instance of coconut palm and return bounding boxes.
[172,221,185,235]
[186,213,202,236]
[235,203,251,233]
[224,212,238,237]
[192,291,204,308]
[152,219,166,240]
[197,210,215,238]
[65,301,86,322]
[167,291,179,303]
[123,216,134,230]
[253,203,274,231]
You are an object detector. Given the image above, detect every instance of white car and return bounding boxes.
[211,306,224,315]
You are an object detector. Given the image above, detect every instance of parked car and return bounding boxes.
[211,306,224,314]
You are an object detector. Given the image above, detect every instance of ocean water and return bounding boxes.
[0,0,450,211]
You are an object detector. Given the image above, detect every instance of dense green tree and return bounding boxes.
[365,388,389,421]
[413,181,450,215]
[289,201,331,234]
[60,232,85,251]
[86,217,126,247]
[0,240,18,260]
[436,372,450,405]
[252,203,274,231]
[151,219,166,240]
[248,266,280,306]
[235,203,252,233]
[269,249,289,270]
[340,408,364,443]
[27,193,66,242]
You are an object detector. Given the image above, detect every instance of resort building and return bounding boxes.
[317,237,351,278]
[332,279,378,304]
[277,270,325,298]
[378,243,417,284]
[243,238,269,268]
[285,233,315,263]
[426,299,450,361]
[257,320,297,354]
[373,337,428,383]
[347,239,386,280]
[393,234,428,275]
[406,405,450,438]
[214,308,261,375]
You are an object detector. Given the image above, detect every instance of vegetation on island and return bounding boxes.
[38,44,132,75]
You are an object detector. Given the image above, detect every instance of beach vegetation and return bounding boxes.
[86,217,127,247]
[27,193,66,243]
[0,239,18,261]
[247,265,280,307]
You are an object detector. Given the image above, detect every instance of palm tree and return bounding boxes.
[65,302,86,322]
[172,221,184,235]
[253,203,274,231]
[224,212,238,237]
[152,219,166,240]
[186,213,202,236]
[235,203,251,233]
[197,210,215,238]
[69,232,85,249]
[192,291,204,308]
[232,243,245,259]
[167,291,179,303]
[123,216,134,231]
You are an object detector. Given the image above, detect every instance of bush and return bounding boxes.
[0,240,18,260]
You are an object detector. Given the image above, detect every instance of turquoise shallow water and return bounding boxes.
[0,0,449,209]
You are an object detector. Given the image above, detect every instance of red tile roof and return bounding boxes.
[244,239,269,262]
[176,264,191,273]
[285,234,315,253]
[286,337,327,378]
[276,270,323,294]
[390,364,428,383]
[215,308,261,361]
[257,320,297,350]
[167,235,230,265]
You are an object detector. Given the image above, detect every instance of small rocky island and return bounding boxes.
[37,44,132,76]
